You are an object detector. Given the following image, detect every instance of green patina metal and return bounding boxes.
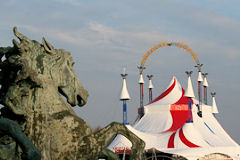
[0,27,145,160]
[0,118,41,160]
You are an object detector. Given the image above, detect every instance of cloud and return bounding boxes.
[16,24,91,46]
[89,21,240,62]
[18,17,240,64]
[4,0,240,63]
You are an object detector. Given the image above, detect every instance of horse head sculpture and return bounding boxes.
[0,27,145,160]
[1,27,88,117]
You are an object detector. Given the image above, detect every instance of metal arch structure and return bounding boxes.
[140,41,200,67]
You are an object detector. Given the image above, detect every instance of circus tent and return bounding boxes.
[108,77,240,160]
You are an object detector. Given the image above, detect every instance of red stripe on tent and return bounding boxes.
[175,88,193,105]
[162,105,188,133]
[162,88,191,133]
[168,132,176,148]
[179,128,200,148]
[149,78,176,104]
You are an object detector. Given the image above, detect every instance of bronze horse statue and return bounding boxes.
[0,27,145,160]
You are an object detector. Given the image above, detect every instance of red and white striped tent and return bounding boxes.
[108,77,240,160]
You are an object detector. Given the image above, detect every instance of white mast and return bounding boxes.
[195,63,203,117]
[120,68,130,125]
[184,71,195,123]
[147,75,154,103]
[137,66,145,118]
[202,73,209,105]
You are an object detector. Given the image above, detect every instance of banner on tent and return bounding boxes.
[113,146,131,154]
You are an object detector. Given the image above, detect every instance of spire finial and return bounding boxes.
[211,92,219,114]
[121,68,128,79]
[184,71,195,98]
[211,92,216,97]
[147,75,154,89]
[138,65,146,74]
[202,73,208,86]
[147,74,154,102]
[138,66,145,84]
[203,72,208,77]
[120,68,130,100]
[147,74,153,80]
[195,63,203,72]
[185,71,193,76]
[195,64,203,82]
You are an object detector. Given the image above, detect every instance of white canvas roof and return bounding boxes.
[108,77,240,159]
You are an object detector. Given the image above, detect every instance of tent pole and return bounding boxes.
[195,64,203,117]
[138,66,145,118]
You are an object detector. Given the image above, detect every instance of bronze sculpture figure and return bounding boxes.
[0,27,145,160]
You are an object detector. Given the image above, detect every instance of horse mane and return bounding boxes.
[0,27,70,108]
[2,27,67,81]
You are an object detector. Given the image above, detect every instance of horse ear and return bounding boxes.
[13,26,30,42]
[42,37,56,54]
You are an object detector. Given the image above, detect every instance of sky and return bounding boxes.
[0,0,240,143]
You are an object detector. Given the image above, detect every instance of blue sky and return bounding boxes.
[1,0,240,143]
